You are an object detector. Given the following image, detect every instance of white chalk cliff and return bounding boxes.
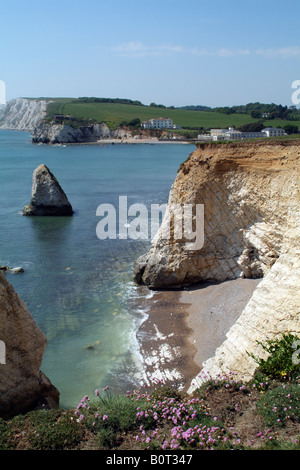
[134,141,300,389]
[31,120,133,144]
[0,98,49,131]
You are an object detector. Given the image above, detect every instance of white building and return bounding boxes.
[210,127,242,141]
[263,127,286,137]
[141,118,174,129]
[209,127,285,141]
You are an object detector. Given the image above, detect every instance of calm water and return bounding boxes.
[0,130,194,408]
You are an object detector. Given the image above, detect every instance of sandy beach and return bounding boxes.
[137,278,261,392]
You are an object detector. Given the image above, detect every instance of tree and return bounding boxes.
[283,124,298,134]
[251,110,262,119]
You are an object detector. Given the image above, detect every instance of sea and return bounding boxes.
[0,129,194,409]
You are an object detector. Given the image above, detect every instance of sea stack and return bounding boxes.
[23,164,74,216]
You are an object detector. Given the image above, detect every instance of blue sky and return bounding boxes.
[1,0,299,107]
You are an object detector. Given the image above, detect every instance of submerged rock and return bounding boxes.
[23,164,74,216]
[0,271,59,418]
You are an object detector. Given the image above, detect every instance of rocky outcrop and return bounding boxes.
[0,271,59,418]
[134,141,300,289]
[23,164,74,216]
[134,140,300,387]
[0,98,49,131]
[31,121,133,144]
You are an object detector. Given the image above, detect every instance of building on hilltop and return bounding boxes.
[141,117,181,130]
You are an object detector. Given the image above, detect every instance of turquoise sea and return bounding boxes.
[0,130,194,408]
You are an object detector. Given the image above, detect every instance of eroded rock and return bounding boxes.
[23,164,74,216]
[134,141,300,288]
[0,271,59,418]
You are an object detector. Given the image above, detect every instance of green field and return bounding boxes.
[44,98,300,132]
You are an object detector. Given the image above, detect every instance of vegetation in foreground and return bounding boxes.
[0,333,299,451]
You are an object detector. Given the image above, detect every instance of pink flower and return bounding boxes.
[102,414,108,420]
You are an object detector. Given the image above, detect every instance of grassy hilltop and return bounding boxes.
[41,97,300,135]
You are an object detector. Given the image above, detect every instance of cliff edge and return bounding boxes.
[134,140,300,387]
[135,140,299,288]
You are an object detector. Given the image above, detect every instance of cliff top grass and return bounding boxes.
[1,333,299,451]
[42,98,300,132]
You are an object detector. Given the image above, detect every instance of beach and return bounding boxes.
[96,137,194,145]
[137,278,261,392]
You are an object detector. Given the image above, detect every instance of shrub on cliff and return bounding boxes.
[248,333,300,382]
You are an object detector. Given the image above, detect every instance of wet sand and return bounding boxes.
[137,278,261,392]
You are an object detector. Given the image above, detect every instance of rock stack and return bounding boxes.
[23,164,74,216]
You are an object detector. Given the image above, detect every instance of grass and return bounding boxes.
[1,333,299,451]
[43,98,300,132]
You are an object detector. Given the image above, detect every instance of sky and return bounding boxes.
[0,0,299,107]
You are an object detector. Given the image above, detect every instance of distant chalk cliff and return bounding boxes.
[0,97,49,131]
[0,97,134,143]
[31,120,131,144]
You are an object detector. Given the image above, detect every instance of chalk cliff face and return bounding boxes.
[0,272,59,418]
[0,98,49,131]
[188,226,300,392]
[32,121,133,144]
[134,140,300,387]
[135,141,299,288]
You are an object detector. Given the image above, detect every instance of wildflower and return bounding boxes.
[95,389,99,396]
[162,440,168,450]
[102,414,108,421]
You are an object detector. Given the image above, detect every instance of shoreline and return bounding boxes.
[51,137,196,146]
[136,277,261,392]
[136,289,200,392]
